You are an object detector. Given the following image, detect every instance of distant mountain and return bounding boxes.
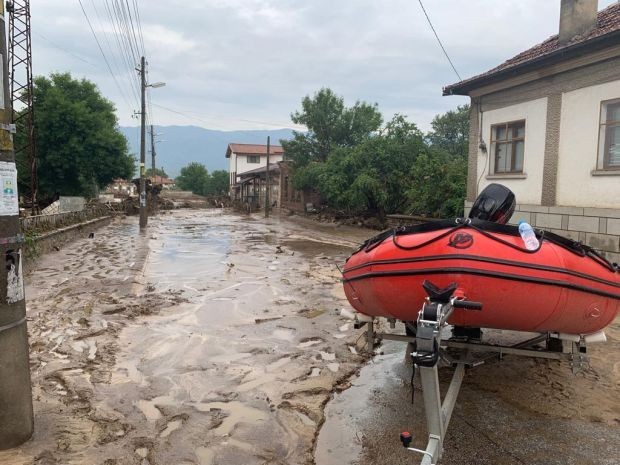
[119,125,295,178]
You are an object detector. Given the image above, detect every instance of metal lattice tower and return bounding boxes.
[7,0,37,213]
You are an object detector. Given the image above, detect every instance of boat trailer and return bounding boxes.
[350,281,603,465]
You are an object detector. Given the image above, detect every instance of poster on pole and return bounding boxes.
[0,55,4,109]
[0,161,19,216]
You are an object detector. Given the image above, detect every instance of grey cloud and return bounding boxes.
[29,0,617,131]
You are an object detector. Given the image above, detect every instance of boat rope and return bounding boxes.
[355,218,617,273]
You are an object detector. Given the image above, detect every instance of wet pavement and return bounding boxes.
[0,210,371,465]
[316,331,620,465]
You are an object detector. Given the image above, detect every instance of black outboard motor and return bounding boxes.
[468,183,515,224]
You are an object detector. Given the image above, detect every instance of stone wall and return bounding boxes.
[23,216,113,274]
[464,201,620,264]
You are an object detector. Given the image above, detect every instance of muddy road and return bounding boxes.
[0,210,371,465]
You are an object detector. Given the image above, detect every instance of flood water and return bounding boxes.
[107,211,371,464]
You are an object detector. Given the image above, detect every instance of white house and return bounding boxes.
[444,0,620,264]
[226,143,284,199]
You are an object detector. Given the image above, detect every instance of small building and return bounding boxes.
[237,163,280,211]
[106,178,136,196]
[150,175,176,190]
[226,143,284,200]
[444,0,620,263]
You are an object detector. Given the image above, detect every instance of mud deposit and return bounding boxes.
[0,210,371,465]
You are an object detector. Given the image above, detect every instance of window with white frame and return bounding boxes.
[599,99,620,170]
[247,155,260,163]
[490,120,525,174]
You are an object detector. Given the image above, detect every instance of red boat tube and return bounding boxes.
[342,218,620,335]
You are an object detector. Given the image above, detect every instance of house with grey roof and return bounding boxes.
[444,0,620,263]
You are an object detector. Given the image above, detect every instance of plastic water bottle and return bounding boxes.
[518,221,539,250]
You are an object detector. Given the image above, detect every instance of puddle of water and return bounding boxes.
[315,346,403,465]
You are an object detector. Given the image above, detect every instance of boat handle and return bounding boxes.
[453,300,483,311]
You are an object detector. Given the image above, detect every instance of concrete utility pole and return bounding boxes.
[0,1,34,449]
[149,124,156,175]
[264,136,270,218]
[139,56,147,230]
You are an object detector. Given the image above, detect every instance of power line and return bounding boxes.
[34,31,100,68]
[77,0,133,109]
[87,0,134,107]
[416,0,461,81]
[151,103,304,130]
[102,0,141,106]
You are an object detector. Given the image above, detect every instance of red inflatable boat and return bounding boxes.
[342,218,620,335]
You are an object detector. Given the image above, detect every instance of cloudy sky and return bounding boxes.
[31,0,616,132]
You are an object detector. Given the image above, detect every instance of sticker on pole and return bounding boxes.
[0,161,18,216]
[7,249,24,304]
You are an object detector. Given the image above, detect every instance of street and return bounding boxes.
[0,210,370,465]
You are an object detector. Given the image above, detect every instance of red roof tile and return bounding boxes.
[444,3,620,95]
[226,143,285,158]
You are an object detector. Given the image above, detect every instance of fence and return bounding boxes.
[20,205,112,234]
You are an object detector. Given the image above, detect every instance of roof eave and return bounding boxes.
[443,30,620,96]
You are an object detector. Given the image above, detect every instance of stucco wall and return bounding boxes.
[475,98,548,205]
[557,80,620,208]
[466,54,620,205]
[231,153,283,178]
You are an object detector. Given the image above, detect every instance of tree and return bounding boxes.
[145,167,168,178]
[204,170,229,196]
[427,104,470,158]
[406,104,469,218]
[175,162,209,195]
[406,150,467,218]
[17,73,134,199]
[281,88,382,189]
[315,115,426,221]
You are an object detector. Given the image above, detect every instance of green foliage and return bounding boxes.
[406,150,467,218]
[427,104,470,157]
[176,162,209,194]
[176,164,229,197]
[283,91,470,221]
[204,170,229,196]
[315,115,426,220]
[17,73,135,200]
[146,167,168,177]
[282,88,382,189]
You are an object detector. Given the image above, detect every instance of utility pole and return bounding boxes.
[149,124,156,175]
[7,0,37,214]
[149,124,158,215]
[264,136,270,218]
[139,56,147,230]
[0,1,34,449]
